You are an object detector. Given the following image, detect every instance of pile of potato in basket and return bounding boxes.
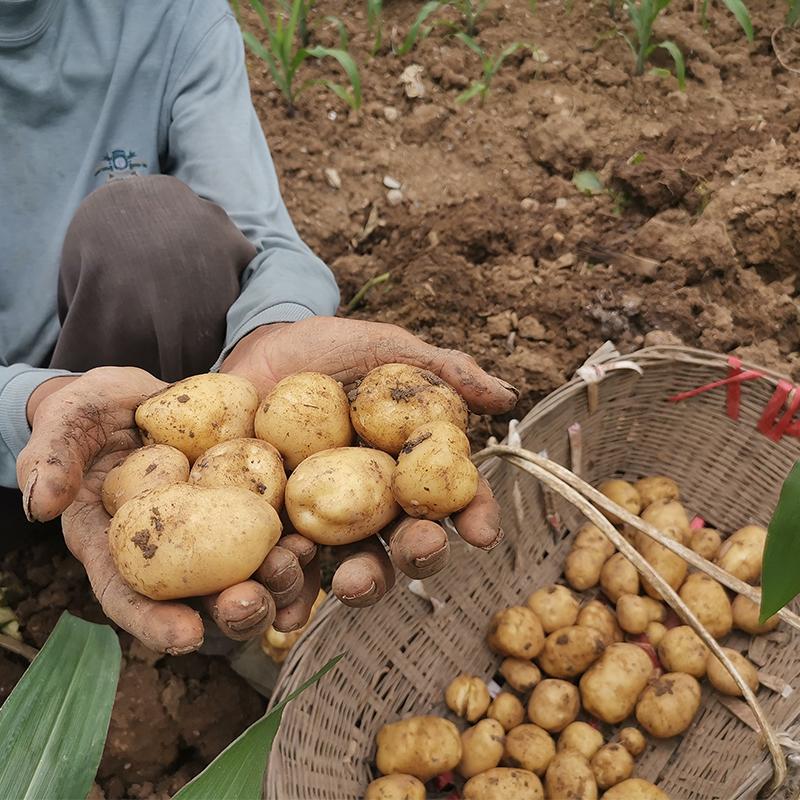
[366,476,773,800]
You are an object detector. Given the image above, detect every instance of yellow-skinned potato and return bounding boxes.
[617,728,646,758]
[577,600,623,645]
[135,373,259,463]
[487,692,526,731]
[557,722,604,760]
[635,672,701,738]
[706,648,759,697]
[690,527,722,561]
[365,774,426,800]
[616,595,665,636]
[527,585,580,633]
[349,363,468,456]
[253,372,353,470]
[634,476,680,509]
[716,525,767,584]
[678,573,732,639]
[101,444,189,516]
[284,447,400,545]
[639,499,691,545]
[499,658,541,694]
[376,716,461,782]
[502,724,555,776]
[527,679,580,732]
[109,484,281,600]
[634,528,687,600]
[391,421,478,520]
[488,606,545,660]
[591,743,634,790]
[544,750,598,800]
[598,479,641,525]
[537,625,606,678]
[459,719,505,779]
[732,594,779,634]
[564,547,607,591]
[574,523,616,560]
[600,553,640,603]
[602,779,669,799]
[657,626,708,678]
[445,675,491,722]
[463,768,543,800]
[579,643,654,724]
[645,621,667,647]
[188,438,286,511]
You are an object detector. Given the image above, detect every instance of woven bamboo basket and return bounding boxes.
[265,345,800,800]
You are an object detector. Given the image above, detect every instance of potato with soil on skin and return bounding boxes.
[574,523,616,560]
[638,500,691,545]
[527,585,580,633]
[678,573,733,639]
[284,447,400,545]
[732,594,780,635]
[634,528,687,600]
[135,373,259,463]
[459,718,506,779]
[600,553,640,603]
[253,371,353,471]
[634,476,680,510]
[591,743,634,790]
[579,643,654,724]
[690,527,722,561]
[617,728,646,758]
[500,658,542,694]
[602,778,670,799]
[577,600,623,645]
[365,774,426,800]
[616,594,666,636]
[597,479,641,526]
[645,621,667,647]
[108,484,281,600]
[657,626,708,678]
[488,606,545,660]
[503,724,556,776]
[487,691,526,731]
[565,547,608,591]
[349,363,468,456]
[716,525,767,584]
[391,421,478,520]
[101,444,189,516]
[527,679,580,732]
[557,722,604,760]
[537,625,606,678]
[544,749,598,800]
[376,716,461,782]
[463,768,544,800]
[445,675,491,722]
[706,648,760,697]
[635,672,702,738]
[188,438,286,511]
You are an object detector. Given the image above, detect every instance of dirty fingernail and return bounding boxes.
[22,469,38,522]
[483,528,505,551]
[229,603,268,631]
[166,641,202,656]
[341,580,377,603]
[268,566,295,593]
[413,544,448,568]
[497,379,520,398]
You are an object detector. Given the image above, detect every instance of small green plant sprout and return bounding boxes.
[367,0,383,53]
[699,0,754,41]
[397,0,489,55]
[571,170,628,215]
[452,0,489,36]
[788,0,800,26]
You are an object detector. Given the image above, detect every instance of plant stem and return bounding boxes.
[634,45,647,75]
[344,271,391,314]
[0,633,37,662]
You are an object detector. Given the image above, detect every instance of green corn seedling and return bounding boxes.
[367,0,383,53]
[398,0,489,55]
[788,0,800,26]
[699,0,753,40]
[452,0,489,36]
[621,0,686,89]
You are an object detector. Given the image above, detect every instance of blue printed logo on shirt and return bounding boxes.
[94,149,148,180]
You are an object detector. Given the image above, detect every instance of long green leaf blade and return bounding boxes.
[0,612,120,800]
[306,46,363,109]
[398,0,442,55]
[722,0,754,41]
[656,40,686,90]
[788,0,800,26]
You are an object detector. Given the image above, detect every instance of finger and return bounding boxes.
[452,474,504,550]
[273,555,321,632]
[332,537,395,608]
[386,516,450,579]
[254,546,304,609]
[204,581,276,641]
[276,533,317,568]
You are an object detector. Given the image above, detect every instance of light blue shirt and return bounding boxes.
[0,0,340,488]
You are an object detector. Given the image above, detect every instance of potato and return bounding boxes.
[459,719,505,779]
[503,724,556,775]
[617,727,646,758]
[678,573,732,639]
[537,625,606,678]
[657,626,708,678]
[645,621,667,647]
[706,648,759,697]
[499,658,542,694]
[577,600,623,645]
[365,774,426,800]
[600,554,640,603]
[376,716,461,782]
[557,722,603,760]
[488,607,545,660]
[544,750,598,800]
[487,692,526,732]
[635,672,701,738]
[732,594,779,635]
[579,643,653,724]
[135,373,259,462]
[598,479,641,526]
[602,779,669,799]
[527,679,580,732]
[564,547,607,591]
[349,363,468,456]
[716,525,767,584]
[527,585,580,633]
[391,421,478,519]
[284,447,400,545]
[574,523,616,560]
[690,527,722,561]
[253,372,353,471]
[616,595,665,636]
[445,675,491,722]
[109,484,281,600]
[634,476,680,509]
[591,743,634,790]
[639,500,691,545]
[188,438,285,511]
[634,528,687,600]
[463,768,543,800]
[101,445,189,516]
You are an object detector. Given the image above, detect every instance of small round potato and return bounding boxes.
[487,692,526,731]
[459,719,505,779]
[634,476,680,509]
[503,724,555,776]
[639,500,691,545]
[527,585,580,633]
[557,722,604,760]
[564,547,608,591]
[645,621,667,648]
[678,573,732,639]
[591,743,634,790]
[349,363,468,456]
[574,523,616,560]
[499,658,542,694]
[618,727,646,758]
[577,600,623,645]
[706,648,759,697]
[188,438,286,511]
[716,525,767,584]
[602,778,669,799]
[537,625,606,678]
[365,774,426,800]
[135,373,259,463]
[634,528,687,600]
[445,675,491,722]
[635,672,701,738]
[101,444,189,516]
[657,626,708,678]
[616,595,665,636]
[600,553,640,603]
[376,716,461,782]
[690,528,722,561]
[463,768,544,800]
[488,607,545,660]
[732,594,779,635]
[598,479,641,525]
[284,447,400,545]
[527,679,580,732]
[544,749,598,800]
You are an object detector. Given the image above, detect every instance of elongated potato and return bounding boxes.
[365,774,426,800]
[600,553,640,603]
[635,528,687,600]
[254,372,353,470]
[445,675,491,722]
[690,527,722,561]
[527,585,580,633]
[598,479,641,525]
[616,595,665,635]
[527,679,579,732]
[109,484,281,600]
[459,719,505,778]
[577,600,623,645]
[463,768,543,800]
[488,607,545,660]
[639,500,691,545]
[503,724,556,776]
[376,716,461,782]
[591,743,634,790]
[284,447,400,545]
[678,573,732,639]
[617,728,646,758]
[657,626,708,677]
[602,779,669,799]
[716,525,766,584]
[574,523,616,560]
[565,547,607,591]
[634,476,680,509]
[544,750,598,800]
[557,722,604,760]
[537,625,606,678]
[135,373,259,462]
[487,692,526,731]
[101,444,189,516]
[732,594,779,635]
[706,648,759,697]
[635,672,701,737]
[500,658,541,694]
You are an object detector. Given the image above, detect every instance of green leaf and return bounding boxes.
[305,46,362,109]
[572,170,604,195]
[454,31,485,58]
[398,0,442,55]
[656,40,686,90]
[788,0,800,26]
[0,612,120,800]
[325,15,350,50]
[456,81,486,103]
[721,0,754,41]
[174,654,343,800]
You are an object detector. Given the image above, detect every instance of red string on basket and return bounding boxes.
[668,356,763,417]
[757,380,800,442]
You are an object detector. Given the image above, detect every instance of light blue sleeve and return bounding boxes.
[163,11,340,371]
